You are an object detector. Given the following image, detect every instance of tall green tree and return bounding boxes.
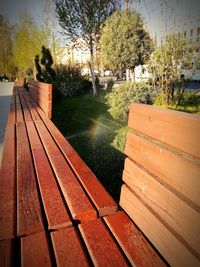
[13,12,46,77]
[100,9,153,80]
[0,15,15,78]
[54,0,121,95]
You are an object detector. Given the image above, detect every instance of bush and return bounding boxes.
[106,79,114,92]
[106,82,155,122]
[55,65,92,96]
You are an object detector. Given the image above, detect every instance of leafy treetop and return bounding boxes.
[100,9,153,72]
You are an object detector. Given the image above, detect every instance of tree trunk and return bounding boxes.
[89,37,97,96]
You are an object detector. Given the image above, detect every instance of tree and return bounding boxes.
[0,15,15,79]
[148,35,197,105]
[100,9,153,80]
[54,0,121,95]
[42,0,66,66]
[35,46,56,83]
[13,12,46,78]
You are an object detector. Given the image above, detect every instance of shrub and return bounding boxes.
[106,82,155,122]
[55,65,92,96]
[106,79,114,92]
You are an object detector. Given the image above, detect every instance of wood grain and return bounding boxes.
[128,103,200,159]
[21,231,52,267]
[125,132,200,210]
[104,211,166,266]
[51,227,89,267]
[123,158,200,258]
[34,119,97,222]
[26,121,72,230]
[120,184,200,267]
[16,122,44,236]
[79,218,129,266]
[0,125,16,240]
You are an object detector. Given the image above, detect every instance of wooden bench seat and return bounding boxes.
[0,83,168,266]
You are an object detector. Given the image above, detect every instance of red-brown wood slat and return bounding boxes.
[123,158,200,258]
[31,102,46,120]
[21,231,52,267]
[29,94,52,119]
[0,125,16,240]
[29,88,52,101]
[16,122,44,236]
[42,118,118,217]
[16,103,24,122]
[34,119,97,223]
[104,211,166,267]
[29,80,52,93]
[25,101,41,121]
[125,132,200,211]
[0,239,13,267]
[51,227,90,267]
[120,184,200,267]
[78,218,129,266]
[7,103,16,125]
[128,103,200,159]
[21,102,32,122]
[26,121,72,230]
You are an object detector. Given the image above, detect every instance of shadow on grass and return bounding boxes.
[52,93,126,202]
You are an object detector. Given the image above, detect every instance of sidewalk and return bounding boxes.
[0,82,14,165]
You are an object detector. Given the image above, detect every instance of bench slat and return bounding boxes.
[25,101,41,121]
[7,103,16,125]
[79,218,129,266]
[16,122,44,236]
[43,118,118,217]
[123,158,200,257]
[0,125,16,240]
[0,239,13,267]
[34,119,97,223]
[104,211,166,267]
[128,103,200,159]
[21,231,52,267]
[16,103,24,122]
[120,184,200,267]
[51,227,89,267]
[125,132,200,211]
[26,121,72,230]
[21,102,32,121]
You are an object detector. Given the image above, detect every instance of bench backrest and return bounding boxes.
[29,80,53,119]
[120,103,200,267]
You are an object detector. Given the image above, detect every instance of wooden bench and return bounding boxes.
[1,83,168,266]
[120,103,200,266]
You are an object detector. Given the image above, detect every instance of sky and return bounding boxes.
[0,0,200,41]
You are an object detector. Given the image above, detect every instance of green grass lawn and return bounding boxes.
[52,92,128,201]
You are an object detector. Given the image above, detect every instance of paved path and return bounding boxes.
[0,82,14,165]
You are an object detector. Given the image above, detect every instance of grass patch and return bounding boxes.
[52,92,127,201]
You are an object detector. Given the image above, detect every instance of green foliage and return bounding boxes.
[154,91,200,115]
[148,35,196,105]
[106,82,155,122]
[100,10,153,72]
[106,79,114,92]
[13,12,46,76]
[0,15,16,79]
[111,126,129,153]
[35,46,56,83]
[55,64,92,96]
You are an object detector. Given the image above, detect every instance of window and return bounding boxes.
[197,37,200,43]
[191,29,193,36]
[197,27,200,35]
[184,31,186,38]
